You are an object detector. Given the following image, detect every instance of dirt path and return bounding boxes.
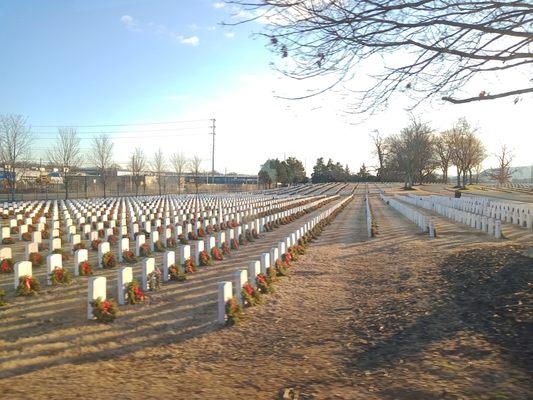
[1,192,531,399]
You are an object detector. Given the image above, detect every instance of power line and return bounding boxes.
[33,132,211,140]
[32,126,212,135]
[31,118,211,128]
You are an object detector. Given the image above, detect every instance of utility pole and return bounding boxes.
[210,118,216,185]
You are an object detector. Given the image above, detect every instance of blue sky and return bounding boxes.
[1,0,266,126]
[0,1,531,174]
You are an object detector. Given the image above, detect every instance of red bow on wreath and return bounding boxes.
[24,277,31,290]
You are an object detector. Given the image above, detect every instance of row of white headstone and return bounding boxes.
[407,194,533,231]
[380,193,436,237]
[398,194,503,238]
[365,191,373,238]
[217,195,353,324]
[84,195,340,320]
[2,194,331,277]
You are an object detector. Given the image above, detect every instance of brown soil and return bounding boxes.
[1,190,532,399]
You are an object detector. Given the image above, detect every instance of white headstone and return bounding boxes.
[46,253,63,285]
[14,261,32,289]
[87,276,107,319]
[163,251,175,282]
[217,281,233,324]
[74,249,89,277]
[260,252,270,275]
[234,269,248,306]
[141,258,155,291]
[248,260,261,284]
[117,266,133,305]
[98,241,111,268]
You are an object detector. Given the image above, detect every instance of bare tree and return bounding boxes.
[129,148,146,195]
[91,134,114,198]
[370,130,387,181]
[490,145,514,184]
[231,1,533,112]
[189,155,202,194]
[151,148,167,196]
[48,127,82,199]
[435,131,453,184]
[0,114,33,201]
[170,152,188,195]
[448,118,485,187]
[386,118,435,188]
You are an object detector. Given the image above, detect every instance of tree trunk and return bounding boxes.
[65,176,69,200]
[456,167,461,187]
[443,167,448,183]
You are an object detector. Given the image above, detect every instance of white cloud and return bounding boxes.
[213,2,225,9]
[177,35,200,46]
[120,15,140,31]
[225,32,235,38]
[120,15,133,24]
[189,23,216,32]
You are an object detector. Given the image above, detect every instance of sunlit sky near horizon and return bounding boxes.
[0,0,531,176]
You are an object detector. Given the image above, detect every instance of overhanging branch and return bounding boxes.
[442,87,533,104]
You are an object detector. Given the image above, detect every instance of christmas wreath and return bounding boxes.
[266,266,277,283]
[199,250,212,266]
[0,289,6,306]
[166,237,176,248]
[41,230,50,239]
[91,239,101,251]
[147,268,162,291]
[21,232,32,241]
[168,264,186,281]
[78,261,94,276]
[50,267,72,285]
[197,227,205,237]
[225,297,242,326]
[2,237,14,245]
[275,259,289,277]
[241,282,262,307]
[281,252,292,266]
[238,234,247,246]
[102,252,117,269]
[11,226,19,235]
[188,231,198,241]
[256,273,274,294]
[29,252,43,267]
[126,279,145,304]
[211,247,223,261]
[90,297,118,323]
[221,242,231,255]
[0,258,14,273]
[183,258,197,273]
[139,243,151,257]
[122,250,137,264]
[178,234,188,245]
[108,235,118,246]
[16,275,40,296]
[252,229,260,239]
[154,240,165,252]
[230,238,239,250]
